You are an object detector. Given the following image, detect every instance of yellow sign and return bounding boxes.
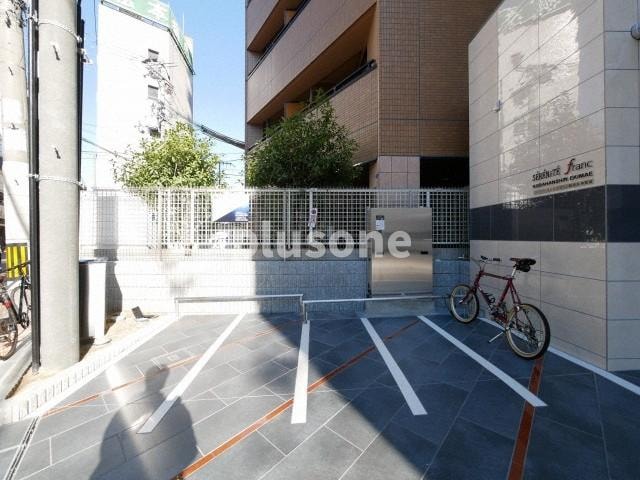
[5,244,29,279]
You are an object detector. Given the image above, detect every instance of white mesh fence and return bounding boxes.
[79,188,469,258]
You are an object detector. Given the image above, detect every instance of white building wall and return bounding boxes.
[95,3,193,188]
[469,0,640,370]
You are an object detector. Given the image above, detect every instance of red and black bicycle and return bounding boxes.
[448,256,550,359]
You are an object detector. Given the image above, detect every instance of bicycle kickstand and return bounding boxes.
[488,330,505,344]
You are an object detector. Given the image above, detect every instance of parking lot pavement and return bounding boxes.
[4,311,640,479]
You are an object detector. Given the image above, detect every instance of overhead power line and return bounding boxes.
[165,105,245,150]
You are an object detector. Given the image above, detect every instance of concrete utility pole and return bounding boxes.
[0,0,30,244]
[38,0,80,372]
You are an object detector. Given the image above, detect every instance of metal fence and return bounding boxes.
[79,188,469,257]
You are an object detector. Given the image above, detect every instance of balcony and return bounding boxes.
[246,0,306,54]
[246,0,377,125]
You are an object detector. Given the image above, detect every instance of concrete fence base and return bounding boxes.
[102,249,469,315]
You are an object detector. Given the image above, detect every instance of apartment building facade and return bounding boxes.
[93,0,194,188]
[245,0,500,188]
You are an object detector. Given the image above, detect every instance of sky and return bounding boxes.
[80,0,246,185]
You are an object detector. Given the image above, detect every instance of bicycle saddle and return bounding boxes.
[511,258,536,272]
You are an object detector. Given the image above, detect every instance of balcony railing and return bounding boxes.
[247,0,311,78]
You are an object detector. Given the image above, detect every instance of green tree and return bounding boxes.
[245,95,359,188]
[115,122,223,188]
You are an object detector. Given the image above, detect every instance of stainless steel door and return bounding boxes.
[368,208,433,295]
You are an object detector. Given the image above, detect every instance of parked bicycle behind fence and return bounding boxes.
[0,261,31,360]
[448,256,550,359]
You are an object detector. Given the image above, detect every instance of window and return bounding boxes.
[147,49,159,62]
[147,85,159,100]
[149,127,160,138]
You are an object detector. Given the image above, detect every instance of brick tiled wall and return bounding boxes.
[330,69,379,165]
[378,0,500,158]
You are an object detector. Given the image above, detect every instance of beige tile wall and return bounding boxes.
[330,69,379,165]
[470,0,640,370]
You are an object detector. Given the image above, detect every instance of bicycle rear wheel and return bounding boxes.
[0,304,18,360]
[448,285,479,324]
[506,304,550,359]
[11,283,31,330]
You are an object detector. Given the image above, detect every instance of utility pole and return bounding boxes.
[38,0,81,372]
[0,0,30,244]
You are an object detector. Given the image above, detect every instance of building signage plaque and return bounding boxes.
[531,158,594,196]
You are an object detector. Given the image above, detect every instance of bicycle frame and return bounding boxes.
[471,261,522,325]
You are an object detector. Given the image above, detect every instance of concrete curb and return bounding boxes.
[0,336,32,400]
[0,315,177,425]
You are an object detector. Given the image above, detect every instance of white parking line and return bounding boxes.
[418,316,547,408]
[291,321,311,424]
[138,313,246,434]
[476,316,640,397]
[361,317,427,416]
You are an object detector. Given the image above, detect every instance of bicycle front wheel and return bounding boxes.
[0,305,18,360]
[448,285,479,324]
[506,304,550,359]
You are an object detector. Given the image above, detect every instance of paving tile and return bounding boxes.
[407,336,455,364]
[480,348,534,380]
[158,334,207,355]
[596,376,640,480]
[272,340,333,369]
[182,363,240,400]
[197,342,253,371]
[100,366,189,407]
[426,418,513,480]
[0,419,31,450]
[25,435,125,480]
[49,394,169,463]
[14,439,50,479]
[341,422,437,480]
[228,341,293,373]
[326,385,405,450]
[381,327,434,360]
[433,352,485,383]
[599,403,640,480]
[458,379,524,440]
[120,397,225,460]
[442,319,477,340]
[189,432,283,480]
[150,348,194,368]
[193,393,283,453]
[117,345,168,368]
[595,375,640,420]
[213,361,289,399]
[0,447,17,478]
[525,416,608,480]
[99,427,197,480]
[375,352,440,389]
[316,337,375,367]
[391,382,469,446]
[314,358,386,394]
[33,404,108,442]
[543,353,588,376]
[312,323,364,348]
[261,426,361,480]
[367,317,420,337]
[461,331,501,357]
[260,390,353,454]
[536,373,603,437]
